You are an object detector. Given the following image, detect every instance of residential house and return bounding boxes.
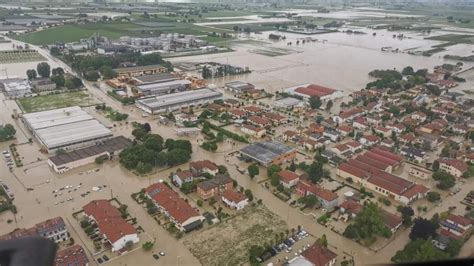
[323,129,341,142]
[229,109,246,119]
[336,125,353,137]
[248,115,271,128]
[189,160,219,176]
[278,170,300,188]
[172,170,194,187]
[241,124,266,138]
[263,112,288,125]
[288,243,337,266]
[222,190,248,210]
[83,200,139,252]
[145,183,204,232]
[242,105,263,115]
[440,214,472,239]
[439,158,468,178]
[333,108,365,124]
[296,181,338,210]
[401,147,427,163]
[359,135,380,147]
[352,117,368,131]
[374,126,391,138]
[0,217,69,244]
[196,175,233,200]
[54,245,89,266]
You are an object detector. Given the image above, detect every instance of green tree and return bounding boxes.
[143,134,164,152]
[84,70,100,81]
[409,218,437,240]
[244,189,254,201]
[391,239,448,263]
[309,96,322,109]
[432,160,440,171]
[26,69,37,80]
[402,66,415,76]
[37,62,51,78]
[445,239,463,257]
[50,46,61,56]
[304,194,318,208]
[50,74,65,88]
[317,234,328,248]
[100,66,118,79]
[248,164,259,179]
[427,191,440,202]
[132,127,148,141]
[142,241,154,251]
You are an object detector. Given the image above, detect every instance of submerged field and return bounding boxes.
[17,91,98,113]
[183,204,287,266]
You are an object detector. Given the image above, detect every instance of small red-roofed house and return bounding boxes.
[278,170,300,188]
[222,190,248,210]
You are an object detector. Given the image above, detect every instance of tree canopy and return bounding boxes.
[391,238,449,263]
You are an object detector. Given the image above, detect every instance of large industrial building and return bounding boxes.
[136,88,223,114]
[22,106,113,153]
[240,141,296,167]
[134,79,191,96]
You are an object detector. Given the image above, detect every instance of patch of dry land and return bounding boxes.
[184,204,287,266]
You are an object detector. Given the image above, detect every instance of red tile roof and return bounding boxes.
[367,172,413,195]
[223,190,247,203]
[278,170,300,183]
[402,184,429,199]
[361,134,380,143]
[370,147,403,162]
[339,199,363,215]
[439,158,468,174]
[242,124,265,133]
[338,163,369,179]
[263,112,287,121]
[307,185,338,202]
[176,170,193,179]
[356,154,390,171]
[338,108,364,119]
[295,84,336,98]
[229,108,246,117]
[190,160,218,171]
[365,150,400,166]
[347,159,380,175]
[83,200,137,244]
[381,210,402,230]
[145,183,200,224]
[301,243,337,266]
[447,214,472,227]
[248,115,271,126]
[242,105,262,113]
[55,245,89,266]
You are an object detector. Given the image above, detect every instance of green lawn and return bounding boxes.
[17,91,97,113]
[14,22,141,45]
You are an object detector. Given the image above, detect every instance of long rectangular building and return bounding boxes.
[135,79,191,96]
[136,88,222,114]
[22,106,113,152]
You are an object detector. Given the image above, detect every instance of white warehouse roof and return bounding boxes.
[23,106,113,150]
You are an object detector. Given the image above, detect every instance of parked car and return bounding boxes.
[153,254,159,260]
[102,255,109,262]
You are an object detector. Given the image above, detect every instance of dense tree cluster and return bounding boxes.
[343,202,392,240]
[65,52,173,73]
[119,125,192,174]
[0,124,16,141]
[391,238,449,263]
[432,171,456,190]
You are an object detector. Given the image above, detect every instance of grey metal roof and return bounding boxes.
[137,89,222,109]
[240,141,295,165]
[48,136,132,166]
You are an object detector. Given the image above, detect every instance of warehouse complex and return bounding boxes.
[22,106,113,152]
[136,88,222,114]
